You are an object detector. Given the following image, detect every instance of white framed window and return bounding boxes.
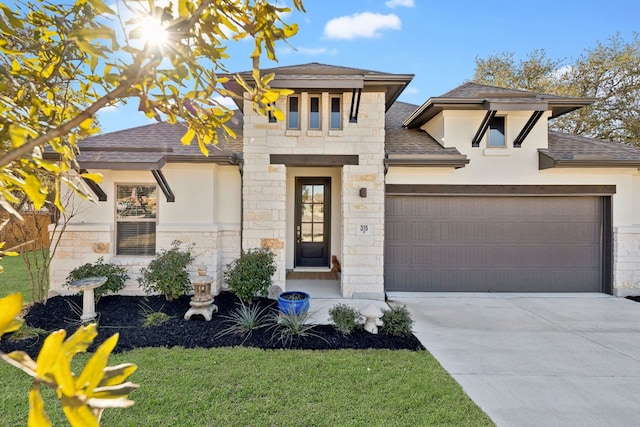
[309,95,321,129]
[287,95,300,129]
[488,116,506,147]
[330,95,342,130]
[115,184,157,256]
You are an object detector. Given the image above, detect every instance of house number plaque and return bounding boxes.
[358,224,372,236]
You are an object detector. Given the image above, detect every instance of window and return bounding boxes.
[489,116,505,147]
[309,96,321,129]
[116,184,157,256]
[330,96,342,129]
[287,95,300,129]
[267,102,277,123]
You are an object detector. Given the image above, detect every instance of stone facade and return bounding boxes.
[242,91,386,298]
[613,226,640,296]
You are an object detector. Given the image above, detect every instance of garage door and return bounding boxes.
[385,195,605,292]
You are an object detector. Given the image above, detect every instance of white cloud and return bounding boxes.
[212,96,237,110]
[385,0,415,8]
[404,87,420,95]
[323,12,401,40]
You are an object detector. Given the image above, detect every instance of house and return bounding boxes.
[48,63,640,298]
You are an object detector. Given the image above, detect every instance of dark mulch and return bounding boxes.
[627,296,640,303]
[0,292,424,357]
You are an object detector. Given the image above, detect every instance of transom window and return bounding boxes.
[309,95,321,129]
[287,95,300,129]
[116,184,157,256]
[330,96,342,129]
[489,116,506,147]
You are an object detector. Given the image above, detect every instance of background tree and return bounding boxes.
[0,0,304,220]
[472,33,640,145]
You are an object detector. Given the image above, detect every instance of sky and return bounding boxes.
[98,0,640,133]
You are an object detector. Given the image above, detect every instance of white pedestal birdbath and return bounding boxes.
[184,266,218,321]
[66,276,107,322]
[360,303,384,334]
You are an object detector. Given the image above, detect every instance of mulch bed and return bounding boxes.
[0,292,424,357]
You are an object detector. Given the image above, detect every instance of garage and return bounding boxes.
[385,185,613,293]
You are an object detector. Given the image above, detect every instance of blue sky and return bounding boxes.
[98,0,640,133]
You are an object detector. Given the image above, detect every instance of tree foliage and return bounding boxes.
[0,0,305,217]
[472,33,640,145]
[0,293,138,426]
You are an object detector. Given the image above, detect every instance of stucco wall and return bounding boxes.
[49,164,242,296]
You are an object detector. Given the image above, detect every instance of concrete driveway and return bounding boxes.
[387,293,640,427]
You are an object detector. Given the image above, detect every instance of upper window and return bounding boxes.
[287,96,300,129]
[309,96,321,129]
[489,116,505,147]
[330,96,342,130]
[115,184,157,256]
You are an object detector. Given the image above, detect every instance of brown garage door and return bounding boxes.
[385,195,605,292]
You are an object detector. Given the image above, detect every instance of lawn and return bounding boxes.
[0,254,494,426]
[0,250,48,303]
[0,347,493,426]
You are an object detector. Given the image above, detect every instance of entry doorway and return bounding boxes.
[295,177,331,267]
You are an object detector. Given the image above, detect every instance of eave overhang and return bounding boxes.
[404,96,596,129]
[539,150,640,170]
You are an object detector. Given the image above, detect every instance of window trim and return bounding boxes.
[287,95,301,130]
[115,183,158,256]
[308,95,321,130]
[488,115,506,147]
[329,95,342,130]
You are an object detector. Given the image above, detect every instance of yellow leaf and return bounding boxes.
[262,90,280,103]
[35,330,66,379]
[0,293,23,337]
[273,109,285,122]
[28,383,52,427]
[98,363,138,388]
[77,334,119,395]
[181,127,196,145]
[79,172,103,184]
[61,396,100,427]
[4,351,37,377]
[61,324,98,359]
[79,118,93,130]
[23,174,47,211]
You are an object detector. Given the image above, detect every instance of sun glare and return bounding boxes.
[134,15,170,48]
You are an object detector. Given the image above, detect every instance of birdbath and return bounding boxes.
[360,303,384,334]
[66,276,107,322]
[184,266,218,321]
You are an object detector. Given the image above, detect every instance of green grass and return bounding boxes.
[0,250,48,303]
[0,347,493,426]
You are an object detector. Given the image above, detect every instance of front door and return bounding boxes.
[295,178,331,267]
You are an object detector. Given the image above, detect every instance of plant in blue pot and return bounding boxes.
[277,291,311,315]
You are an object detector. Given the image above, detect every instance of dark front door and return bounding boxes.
[295,178,331,267]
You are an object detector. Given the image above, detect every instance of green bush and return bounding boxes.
[270,311,323,347]
[138,241,195,301]
[328,303,362,335]
[381,305,414,336]
[216,302,272,342]
[224,248,276,303]
[66,256,129,300]
[139,302,172,328]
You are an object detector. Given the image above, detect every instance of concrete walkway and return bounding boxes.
[388,293,640,427]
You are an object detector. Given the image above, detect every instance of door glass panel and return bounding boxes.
[312,204,324,221]
[301,203,313,221]
[313,224,324,242]
[301,185,312,203]
[301,223,313,242]
[312,185,324,201]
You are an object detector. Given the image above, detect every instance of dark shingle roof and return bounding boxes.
[539,131,640,169]
[63,112,243,169]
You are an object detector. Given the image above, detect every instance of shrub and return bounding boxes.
[270,311,323,347]
[139,302,172,328]
[66,257,129,300]
[328,303,362,335]
[216,302,272,342]
[224,248,276,303]
[138,241,195,301]
[381,305,414,336]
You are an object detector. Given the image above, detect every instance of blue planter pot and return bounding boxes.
[277,291,310,315]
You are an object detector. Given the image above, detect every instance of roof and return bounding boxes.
[45,113,244,170]
[384,102,469,168]
[539,131,640,169]
[403,82,595,129]
[222,62,414,112]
